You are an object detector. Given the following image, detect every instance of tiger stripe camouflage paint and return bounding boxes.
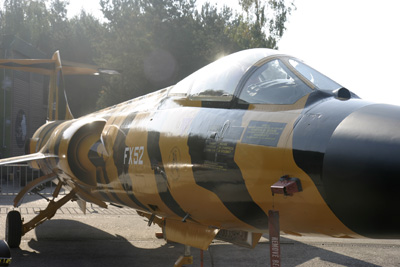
[5,49,400,252]
[186,108,269,230]
[26,87,360,237]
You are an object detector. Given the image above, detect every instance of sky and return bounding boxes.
[3,0,400,105]
[278,0,400,106]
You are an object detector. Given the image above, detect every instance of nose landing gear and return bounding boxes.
[5,187,77,248]
[5,211,22,249]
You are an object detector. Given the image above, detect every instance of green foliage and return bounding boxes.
[0,0,294,112]
[238,0,295,48]
[0,0,105,115]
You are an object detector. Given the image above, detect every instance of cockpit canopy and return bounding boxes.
[169,48,343,105]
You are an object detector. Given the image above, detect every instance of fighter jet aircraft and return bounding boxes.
[0,48,399,266]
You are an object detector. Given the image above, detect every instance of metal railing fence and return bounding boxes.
[0,164,60,196]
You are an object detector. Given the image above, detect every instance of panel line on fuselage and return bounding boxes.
[113,111,150,211]
[147,130,188,218]
[187,107,269,230]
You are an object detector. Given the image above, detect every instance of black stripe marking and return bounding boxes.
[187,108,269,230]
[294,100,400,238]
[36,121,63,151]
[96,187,114,203]
[53,122,71,166]
[112,112,150,212]
[147,130,187,218]
[292,94,370,200]
[88,141,131,208]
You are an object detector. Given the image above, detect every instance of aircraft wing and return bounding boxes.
[0,58,119,76]
[0,153,57,166]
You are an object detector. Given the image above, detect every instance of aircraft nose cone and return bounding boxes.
[323,104,400,238]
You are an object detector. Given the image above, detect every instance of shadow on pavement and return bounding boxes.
[11,219,186,267]
[9,220,380,267]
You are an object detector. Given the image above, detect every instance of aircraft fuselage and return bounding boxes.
[29,86,400,240]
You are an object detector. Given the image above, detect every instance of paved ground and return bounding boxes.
[0,194,399,267]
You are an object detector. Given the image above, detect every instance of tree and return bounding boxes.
[0,0,295,111]
[0,0,54,52]
[238,0,295,48]
[0,0,107,116]
[97,0,201,108]
[63,12,106,116]
[96,0,294,108]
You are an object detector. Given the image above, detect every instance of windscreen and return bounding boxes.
[289,59,342,91]
[239,59,312,104]
[169,49,280,100]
